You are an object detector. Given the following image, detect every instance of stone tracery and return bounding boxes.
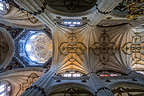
[0,0,144,96]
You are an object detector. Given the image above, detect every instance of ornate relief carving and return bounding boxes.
[49,87,93,96]
[96,87,114,96]
[59,31,87,72]
[122,33,144,55]
[59,42,86,56]
[112,0,144,19]
[2,0,38,23]
[90,30,115,64]
[21,10,39,24]
[112,87,144,96]
[16,73,40,96]
[122,33,144,68]
[59,31,86,55]
[64,88,82,95]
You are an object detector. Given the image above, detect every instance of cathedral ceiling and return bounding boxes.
[0,0,143,74]
[52,24,139,74]
[0,0,144,96]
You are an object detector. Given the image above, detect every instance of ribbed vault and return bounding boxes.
[52,24,134,74]
[128,31,144,72]
[5,0,144,96]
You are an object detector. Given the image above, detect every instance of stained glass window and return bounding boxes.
[97,71,122,77]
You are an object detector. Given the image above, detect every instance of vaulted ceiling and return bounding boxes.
[0,0,143,75]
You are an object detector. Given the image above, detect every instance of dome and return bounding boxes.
[15,30,52,66]
[25,32,52,64]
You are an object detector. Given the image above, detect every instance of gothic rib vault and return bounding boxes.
[0,0,144,96]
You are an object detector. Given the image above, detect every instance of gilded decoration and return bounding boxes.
[59,31,86,73]
[16,73,40,96]
[112,87,144,96]
[122,33,144,67]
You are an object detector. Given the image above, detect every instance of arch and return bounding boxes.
[108,81,144,89]
[107,81,144,96]
[0,27,15,69]
[47,82,94,96]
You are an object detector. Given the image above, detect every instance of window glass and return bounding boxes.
[62,71,82,77]
[0,0,9,15]
[0,81,11,96]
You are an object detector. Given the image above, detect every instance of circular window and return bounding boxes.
[0,81,11,96]
[0,0,9,15]
[25,32,52,64]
